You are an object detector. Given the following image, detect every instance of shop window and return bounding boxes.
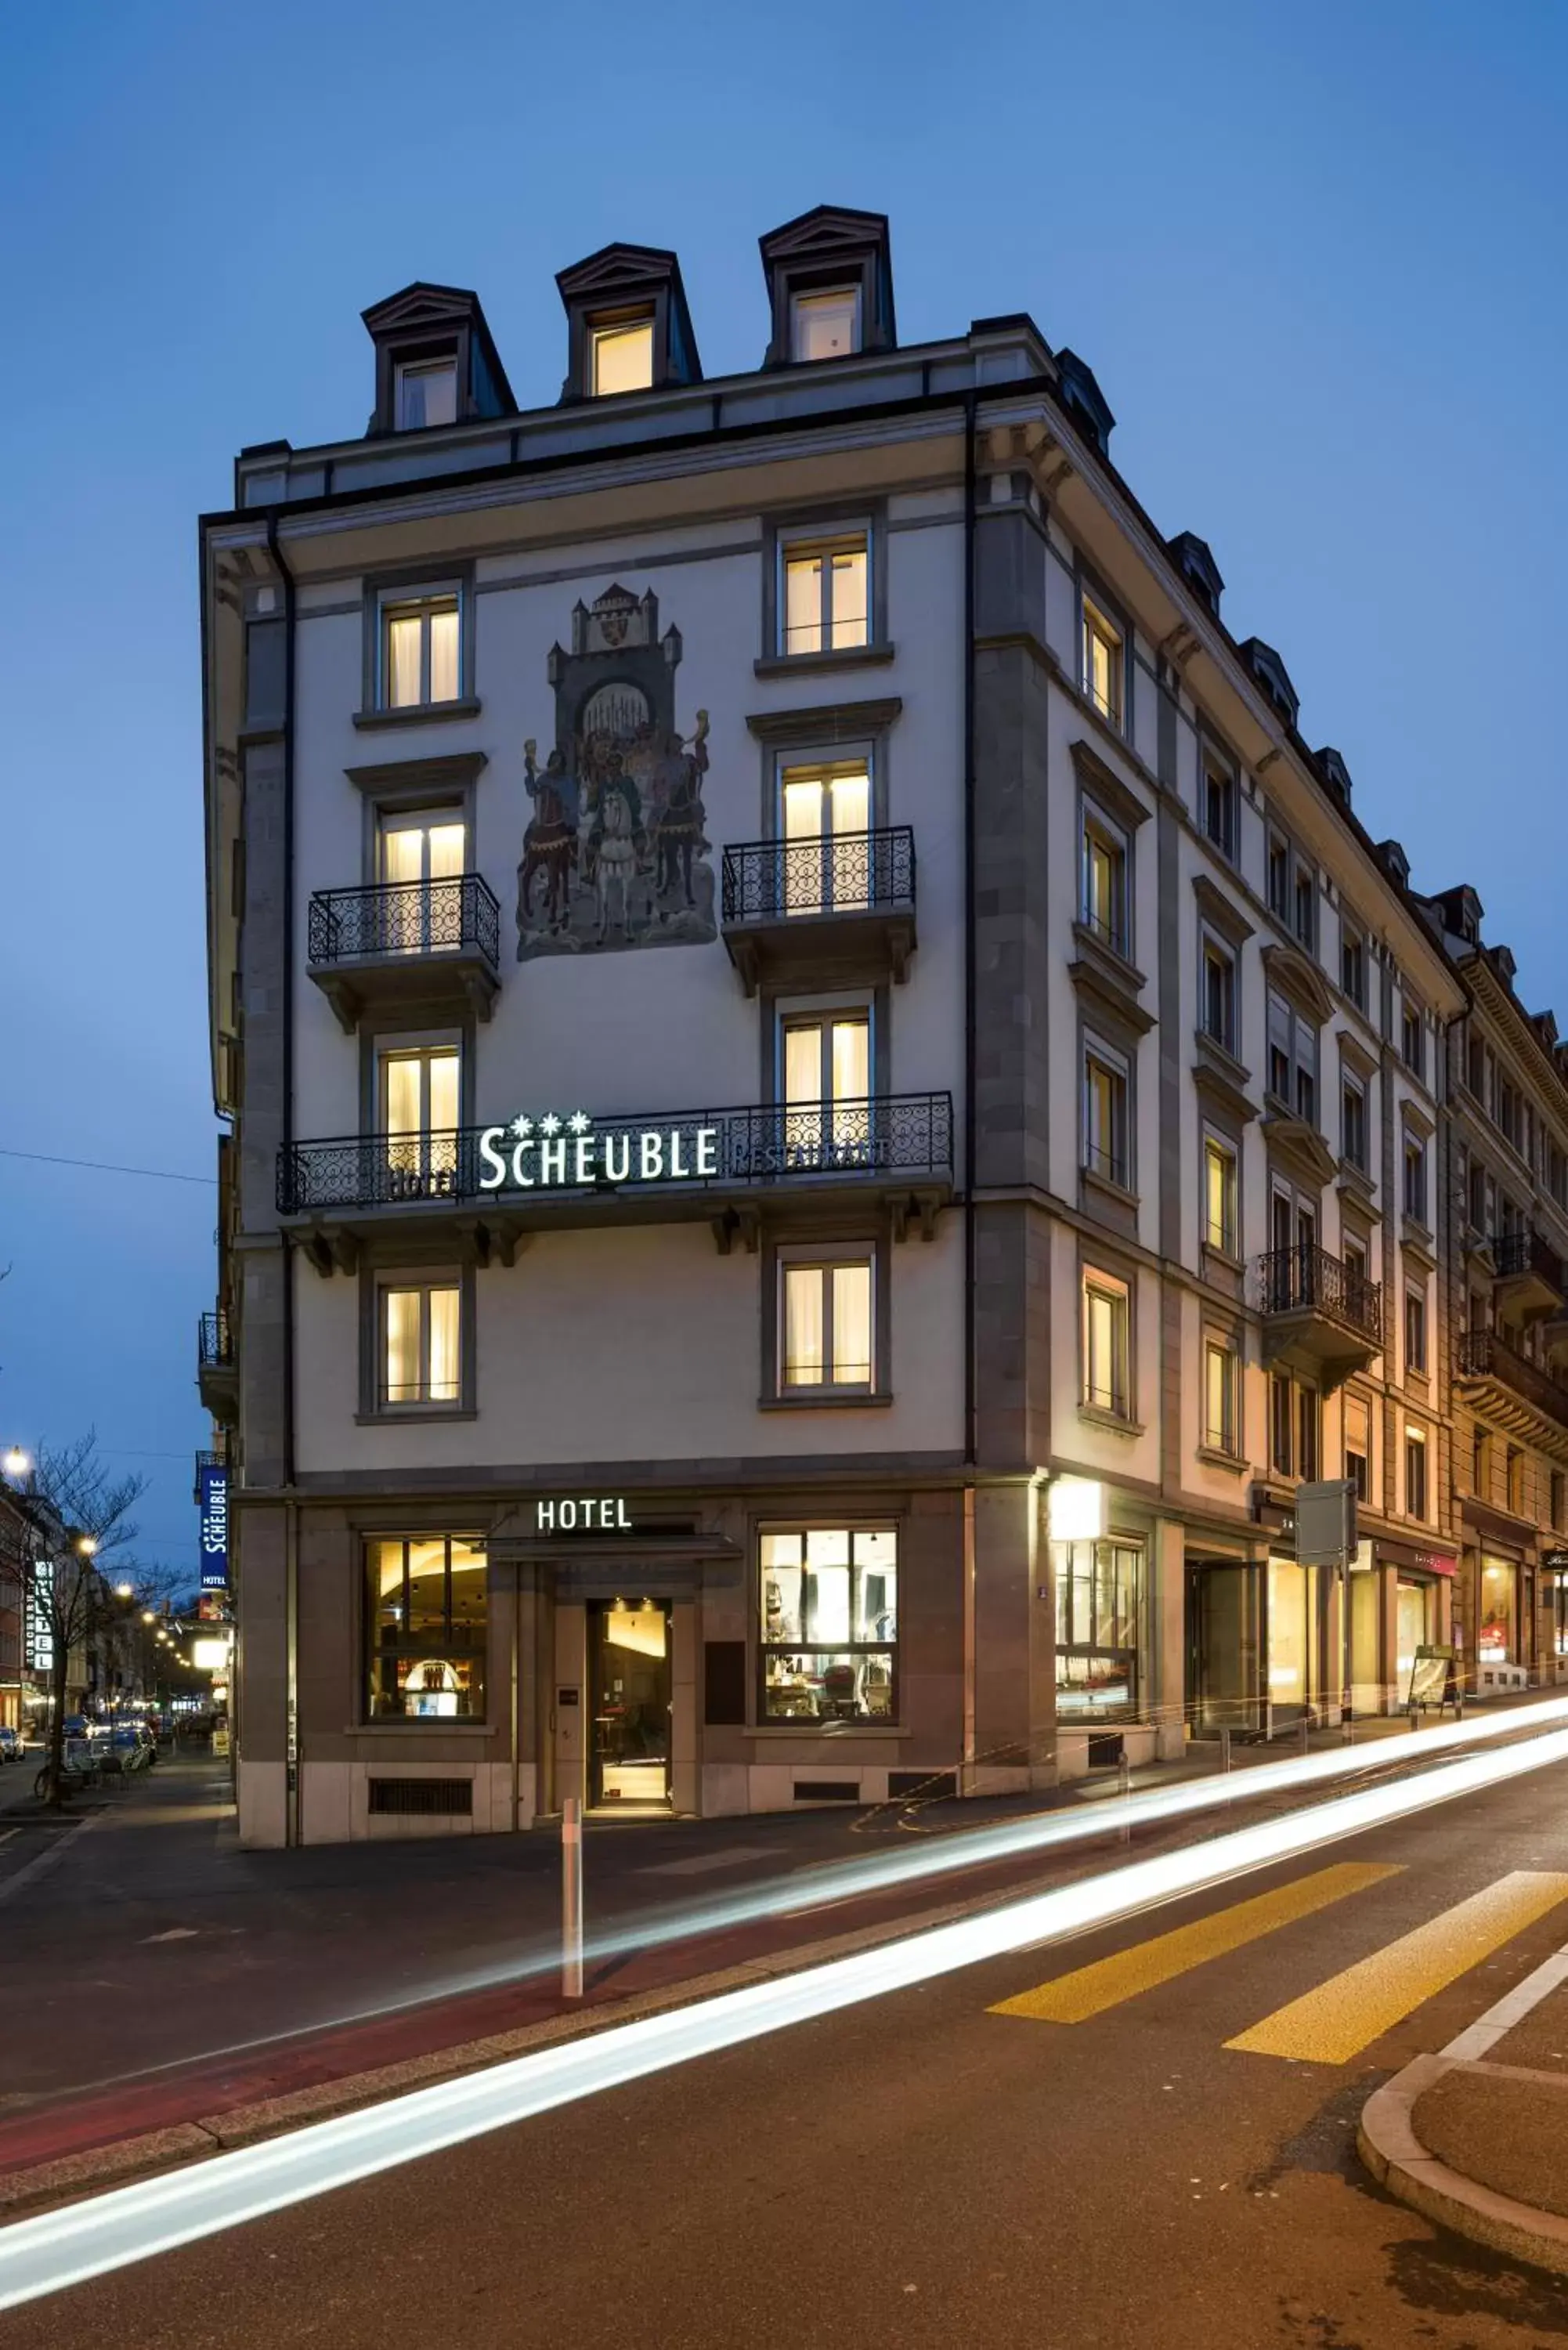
[760,1528,896,1723]
[1081,595,1124,732]
[365,1536,487,1720]
[1082,1267,1131,1417]
[1055,1538,1143,1716]
[1203,1338,1238,1455]
[378,584,462,710]
[1479,1558,1516,1664]
[779,531,869,656]
[1549,1566,1568,1658]
[1396,1578,1434,1697]
[1404,1427,1429,1520]
[778,1254,873,1396]
[1203,1135,1237,1256]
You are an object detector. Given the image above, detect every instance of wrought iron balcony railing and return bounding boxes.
[197,1311,233,1368]
[1492,1227,1566,1296]
[1457,1329,1568,1427]
[307,875,500,968]
[721,828,915,924]
[278,1094,954,1217]
[1257,1243,1383,1347]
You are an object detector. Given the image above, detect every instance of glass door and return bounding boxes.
[380,1044,460,1197]
[782,1012,870,1168]
[779,765,871,914]
[590,1600,671,1808]
[378,810,468,954]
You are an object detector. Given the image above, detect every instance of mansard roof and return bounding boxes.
[1053,349,1115,459]
[1238,636,1299,728]
[1166,530,1223,615]
[359,280,516,418]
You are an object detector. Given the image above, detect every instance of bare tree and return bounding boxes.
[0,1432,147,1805]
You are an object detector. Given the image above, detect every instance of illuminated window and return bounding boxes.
[1203,1339,1237,1454]
[365,1536,487,1720]
[779,1256,873,1395]
[379,1042,460,1197]
[1082,1269,1131,1416]
[779,1009,871,1164]
[394,357,457,431]
[1082,1043,1129,1189]
[1055,1538,1142,1716]
[1204,1136,1237,1256]
[1404,1426,1428,1520]
[1082,815,1129,953]
[1082,596,1123,731]
[378,1278,461,1408]
[379,588,461,709]
[781,533,869,654]
[778,763,872,913]
[789,286,861,361]
[590,313,654,396]
[760,1528,896,1722]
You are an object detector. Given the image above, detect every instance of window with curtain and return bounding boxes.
[376,809,468,953]
[1405,1428,1429,1520]
[760,1528,896,1722]
[1204,1135,1237,1255]
[1081,596,1123,731]
[365,1536,487,1719]
[780,535,869,655]
[1055,1538,1142,1714]
[380,1043,460,1196]
[394,357,458,431]
[1081,815,1128,953]
[380,588,461,709]
[378,1278,461,1408]
[1082,1043,1129,1189]
[1203,1339,1237,1454]
[779,1256,873,1395]
[780,1010,872,1166]
[779,763,872,913]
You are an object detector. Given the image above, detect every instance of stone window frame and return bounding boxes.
[1198,922,1239,1058]
[1201,1121,1241,1267]
[1198,732,1241,866]
[758,1227,892,1412]
[356,560,479,729]
[1199,1319,1245,1465]
[1078,1246,1140,1431]
[359,1014,474,1135]
[345,752,489,890]
[1080,1021,1136,1199]
[1404,1422,1430,1523]
[1342,1384,1375,1502]
[356,1255,478,1426]
[1404,1276,1429,1380]
[1339,909,1370,1014]
[744,698,901,833]
[1263,811,1320,959]
[757,501,891,676]
[762,983,888,1109]
[1075,562,1131,739]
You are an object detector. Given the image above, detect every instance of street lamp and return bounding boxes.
[2,1446,28,1479]
[76,1535,98,1557]
[114,1581,133,1601]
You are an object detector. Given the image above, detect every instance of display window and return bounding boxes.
[760,1528,897,1723]
[1396,1577,1435,1697]
[1055,1538,1143,1716]
[365,1536,487,1719]
[1479,1556,1517,1664]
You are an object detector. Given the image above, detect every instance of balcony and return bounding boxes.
[721,829,916,996]
[306,876,501,1033]
[1492,1228,1566,1325]
[1457,1329,1568,1435]
[197,1311,237,1425]
[1256,1242,1382,1390]
[278,1094,954,1271]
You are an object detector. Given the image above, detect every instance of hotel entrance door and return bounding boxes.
[589,1600,672,1809]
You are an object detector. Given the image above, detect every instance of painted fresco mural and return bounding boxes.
[515,583,716,960]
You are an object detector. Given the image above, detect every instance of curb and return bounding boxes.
[1358,2054,1568,2279]
[0,1869,1019,2219]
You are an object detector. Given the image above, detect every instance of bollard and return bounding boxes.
[1220,1725,1232,1799]
[1118,1752,1131,1845]
[562,1793,584,2000]
[1299,1712,1311,1755]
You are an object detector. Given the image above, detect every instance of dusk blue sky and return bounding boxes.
[2,2,1563,1582]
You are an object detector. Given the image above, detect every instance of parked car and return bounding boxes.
[0,1726,23,1763]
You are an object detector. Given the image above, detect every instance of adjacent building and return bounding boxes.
[199,205,1549,1849]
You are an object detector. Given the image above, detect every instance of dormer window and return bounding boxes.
[394,356,458,431]
[589,311,655,396]
[790,285,861,363]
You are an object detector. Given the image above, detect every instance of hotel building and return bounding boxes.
[201,208,1475,1846]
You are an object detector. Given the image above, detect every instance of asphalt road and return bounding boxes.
[6,1753,1568,2346]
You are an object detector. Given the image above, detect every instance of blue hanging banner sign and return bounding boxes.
[198,1465,229,1590]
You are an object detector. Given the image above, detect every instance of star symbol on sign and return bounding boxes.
[510,1115,533,1141]
[567,1112,591,1135]
[540,1113,562,1137]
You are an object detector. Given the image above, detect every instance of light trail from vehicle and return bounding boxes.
[45,1691,1568,2102]
[3,1717,1568,2312]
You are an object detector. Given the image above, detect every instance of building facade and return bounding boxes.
[204,208,1505,1849]
[1421,887,1568,1689]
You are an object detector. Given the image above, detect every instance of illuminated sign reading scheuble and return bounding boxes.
[478,1111,719,1193]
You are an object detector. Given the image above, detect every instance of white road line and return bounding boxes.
[3,1722,1567,2312]
[638,1846,782,1878]
[1440,1937,1568,2062]
[0,1829,19,1851]
[0,1814,100,1907]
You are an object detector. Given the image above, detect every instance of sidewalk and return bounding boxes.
[1360,1940,1568,2275]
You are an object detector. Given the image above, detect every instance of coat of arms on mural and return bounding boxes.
[515,584,716,960]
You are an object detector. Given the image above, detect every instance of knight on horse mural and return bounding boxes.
[515,584,717,960]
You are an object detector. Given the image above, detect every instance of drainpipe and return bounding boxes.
[265,510,300,1845]
[961,389,979,1791]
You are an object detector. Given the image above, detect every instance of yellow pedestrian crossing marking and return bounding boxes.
[988,1861,1401,2024]
[1226,1869,1568,2065]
